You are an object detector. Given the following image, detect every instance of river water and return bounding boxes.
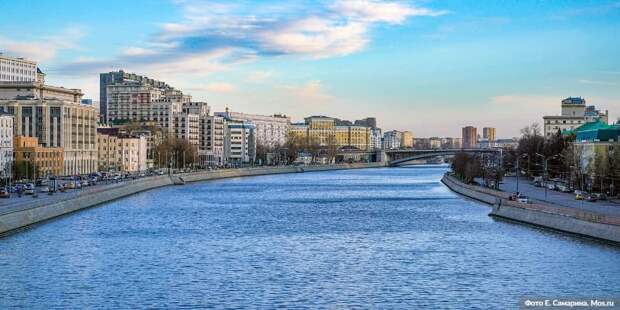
[1,166,619,309]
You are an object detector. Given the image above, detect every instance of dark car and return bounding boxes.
[0,188,10,198]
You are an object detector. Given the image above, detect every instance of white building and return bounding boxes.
[215,110,289,147]
[200,115,225,167]
[543,97,608,137]
[225,120,256,164]
[370,128,382,150]
[0,54,37,82]
[382,130,402,149]
[0,113,13,178]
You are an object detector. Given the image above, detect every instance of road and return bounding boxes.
[499,177,620,216]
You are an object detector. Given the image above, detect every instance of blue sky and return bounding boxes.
[1,0,619,137]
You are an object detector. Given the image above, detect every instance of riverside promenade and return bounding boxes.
[0,163,385,236]
[442,173,620,244]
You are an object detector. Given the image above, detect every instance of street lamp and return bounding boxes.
[535,153,562,201]
[515,153,530,194]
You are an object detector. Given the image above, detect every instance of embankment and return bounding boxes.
[441,174,620,244]
[0,163,386,236]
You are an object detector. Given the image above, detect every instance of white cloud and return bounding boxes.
[331,0,448,24]
[247,71,273,82]
[0,27,85,62]
[280,80,334,104]
[205,82,236,93]
[578,79,617,86]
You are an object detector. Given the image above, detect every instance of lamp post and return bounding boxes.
[516,153,529,194]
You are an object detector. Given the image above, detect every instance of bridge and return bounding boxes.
[384,148,500,166]
[335,148,501,166]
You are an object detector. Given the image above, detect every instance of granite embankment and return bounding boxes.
[441,174,620,244]
[0,163,386,236]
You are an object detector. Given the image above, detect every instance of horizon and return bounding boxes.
[1,0,619,137]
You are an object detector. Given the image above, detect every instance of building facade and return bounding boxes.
[383,130,402,150]
[200,115,225,167]
[290,116,373,151]
[0,113,13,178]
[13,136,64,178]
[0,79,98,176]
[543,97,608,137]
[97,128,147,172]
[462,126,478,148]
[215,110,290,148]
[401,131,413,148]
[225,120,256,164]
[0,54,37,82]
[483,127,496,142]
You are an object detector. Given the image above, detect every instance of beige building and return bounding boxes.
[543,97,608,137]
[215,110,290,147]
[97,128,147,172]
[291,116,372,150]
[0,78,97,176]
[0,54,37,82]
[14,136,64,178]
[483,127,496,142]
[401,131,413,148]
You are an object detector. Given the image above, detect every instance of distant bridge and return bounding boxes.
[385,148,500,166]
[335,148,501,166]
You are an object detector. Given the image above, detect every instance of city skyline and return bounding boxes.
[1,0,619,137]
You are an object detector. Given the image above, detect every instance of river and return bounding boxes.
[1,166,619,308]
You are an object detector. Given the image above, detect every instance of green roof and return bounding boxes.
[574,119,613,132]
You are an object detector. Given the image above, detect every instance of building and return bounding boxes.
[462,126,478,148]
[0,54,37,82]
[370,128,382,150]
[97,128,147,172]
[13,136,64,178]
[354,117,377,128]
[495,138,518,149]
[483,127,496,142]
[290,116,372,150]
[429,137,442,149]
[0,113,13,178]
[543,97,608,137]
[383,130,402,149]
[200,115,225,167]
[100,70,181,124]
[215,110,290,147]
[225,120,256,164]
[401,131,413,148]
[174,113,200,146]
[0,76,98,176]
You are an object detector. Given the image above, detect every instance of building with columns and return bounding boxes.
[0,77,98,176]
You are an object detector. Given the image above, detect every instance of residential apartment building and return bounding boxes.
[0,78,98,175]
[543,97,609,137]
[0,54,37,82]
[370,127,382,150]
[0,113,13,177]
[97,128,147,172]
[13,136,64,178]
[174,113,200,146]
[100,70,180,124]
[483,127,496,142]
[383,130,402,149]
[225,120,256,164]
[215,110,290,148]
[200,115,225,167]
[401,131,413,148]
[462,126,478,148]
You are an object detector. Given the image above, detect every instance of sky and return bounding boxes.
[1,0,619,138]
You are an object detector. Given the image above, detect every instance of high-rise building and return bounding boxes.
[401,131,413,148]
[0,113,13,178]
[483,127,496,142]
[215,110,290,148]
[0,54,37,82]
[543,97,608,137]
[100,70,185,124]
[0,74,98,175]
[200,115,225,167]
[462,126,478,148]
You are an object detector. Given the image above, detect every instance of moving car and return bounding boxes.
[517,196,531,204]
[585,194,598,202]
[24,183,35,195]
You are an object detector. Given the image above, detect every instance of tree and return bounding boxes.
[517,123,545,177]
[13,160,36,181]
[283,132,303,164]
[255,141,269,165]
[154,137,198,169]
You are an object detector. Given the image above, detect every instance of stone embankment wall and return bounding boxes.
[441,174,620,244]
[0,163,386,236]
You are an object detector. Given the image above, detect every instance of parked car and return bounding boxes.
[592,193,607,201]
[585,194,598,202]
[546,182,557,190]
[556,184,572,193]
[517,196,531,204]
[0,188,10,198]
[66,181,76,189]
